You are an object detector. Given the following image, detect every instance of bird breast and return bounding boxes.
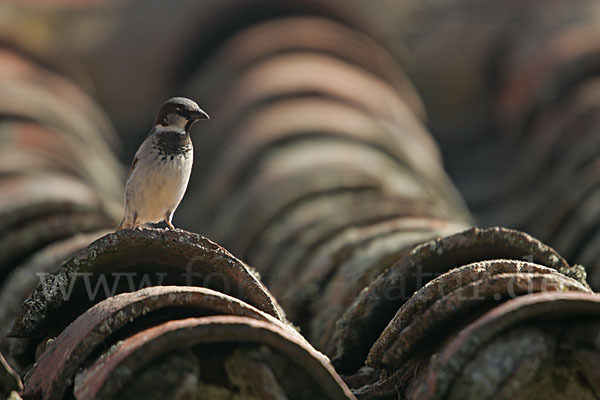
[126,144,193,223]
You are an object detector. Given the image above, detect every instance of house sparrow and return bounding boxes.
[118,97,209,230]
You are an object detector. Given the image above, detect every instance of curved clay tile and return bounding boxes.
[9,228,284,339]
[366,260,586,368]
[23,286,297,400]
[0,212,115,286]
[376,271,589,368]
[73,316,355,400]
[186,16,425,118]
[406,292,600,400]
[0,230,110,374]
[330,226,587,373]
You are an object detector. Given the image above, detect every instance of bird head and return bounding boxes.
[154,97,209,131]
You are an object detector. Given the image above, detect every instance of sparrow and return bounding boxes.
[118,97,209,230]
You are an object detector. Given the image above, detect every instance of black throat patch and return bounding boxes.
[153,131,192,156]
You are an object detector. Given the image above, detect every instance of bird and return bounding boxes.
[117,97,209,230]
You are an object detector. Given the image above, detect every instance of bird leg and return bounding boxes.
[165,211,175,230]
[131,212,139,230]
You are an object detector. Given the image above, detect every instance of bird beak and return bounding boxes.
[192,109,210,121]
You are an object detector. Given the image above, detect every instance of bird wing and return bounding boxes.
[126,127,155,181]
[127,155,139,180]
